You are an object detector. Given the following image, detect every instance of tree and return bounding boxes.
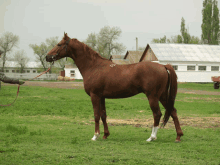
[189,36,202,44]
[201,0,220,45]
[167,35,183,43]
[30,37,60,73]
[46,36,59,49]
[85,26,126,59]
[151,17,202,44]
[13,50,30,73]
[29,42,51,73]
[0,32,19,72]
[180,17,191,43]
[85,33,97,51]
[151,35,167,43]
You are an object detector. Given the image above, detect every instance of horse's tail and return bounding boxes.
[162,64,178,127]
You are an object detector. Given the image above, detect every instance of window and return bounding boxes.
[172,65,178,71]
[12,70,15,73]
[187,66,195,71]
[211,66,219,71]
[33,70,36,73]
[5,70,9,73]
[27,70,30,73]
[16,70,19,73]
[198,66,206,71]
[22,70,25,73]
[70,70,75,77]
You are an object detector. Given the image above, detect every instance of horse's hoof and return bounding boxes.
[103,132,110,139]
[91,133,100,141]
[146,136,157,142]
[175,140,181,143]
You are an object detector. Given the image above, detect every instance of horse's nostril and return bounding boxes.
[46,56,51,61]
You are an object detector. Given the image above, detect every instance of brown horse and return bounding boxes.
[46,33,183,142]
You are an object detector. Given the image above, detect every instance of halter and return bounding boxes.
[52,38,71,61]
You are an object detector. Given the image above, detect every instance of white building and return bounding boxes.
[140,44,220,82]
[1,61,41,73]
[64,64,83,80]
[0,61,58,80]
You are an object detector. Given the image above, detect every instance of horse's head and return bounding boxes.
[46,33,71,62]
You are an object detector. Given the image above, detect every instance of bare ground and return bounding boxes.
[106,117,220,128]
[3,81,220,128]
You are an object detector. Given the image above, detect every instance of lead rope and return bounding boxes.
[0,62,53,106]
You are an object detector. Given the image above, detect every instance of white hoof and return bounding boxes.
[146,126,159,142]
[146,136,157,142]
[91,133,100,141]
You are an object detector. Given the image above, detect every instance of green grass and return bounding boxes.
[0,116,219,165]
[178,82,218,92]
[0,84,220,164]
[0,85,219,118]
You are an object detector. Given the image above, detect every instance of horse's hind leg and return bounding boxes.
[171,108,183,142]
[146,97,162,142]
[160,99,183,142]
[100,98,110,139]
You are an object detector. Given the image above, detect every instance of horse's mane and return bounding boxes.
[73,39,109,61]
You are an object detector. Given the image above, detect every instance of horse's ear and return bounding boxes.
[64,33,69,40]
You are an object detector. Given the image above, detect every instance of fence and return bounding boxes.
[4,73,58,80]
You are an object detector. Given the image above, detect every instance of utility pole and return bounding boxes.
[136,37,138,51]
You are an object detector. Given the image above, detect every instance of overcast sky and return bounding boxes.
[0,0,215,61]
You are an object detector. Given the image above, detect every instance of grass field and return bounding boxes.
[178,82,218,92]
[0,84,220,164]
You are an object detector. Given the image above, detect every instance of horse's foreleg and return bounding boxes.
[147,98,162,142]
[91,93,101,141]
[100,98,110,139]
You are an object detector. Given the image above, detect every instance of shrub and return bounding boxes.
[64,76,70,81]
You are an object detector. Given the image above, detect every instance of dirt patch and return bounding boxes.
[178,88,220,95]
[176,97,220,102]
[106,117,220,129]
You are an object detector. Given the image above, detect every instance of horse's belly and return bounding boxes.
[103,85,142,98]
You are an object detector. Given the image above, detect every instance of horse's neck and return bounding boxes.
[72,49,106,78]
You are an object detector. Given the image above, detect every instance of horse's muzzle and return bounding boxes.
[46,55,56,62]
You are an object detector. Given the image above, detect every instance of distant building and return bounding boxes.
[0,61,58,80]
[0,61,41,74]
[124,51,143,64]
[64,64,83,80]
[109,54,129,65]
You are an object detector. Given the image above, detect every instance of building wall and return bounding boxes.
[3,67,39,73]
[175,71,220,82]
[64,68,83,79]
[160,61,220,82]
[142,48,158,61]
